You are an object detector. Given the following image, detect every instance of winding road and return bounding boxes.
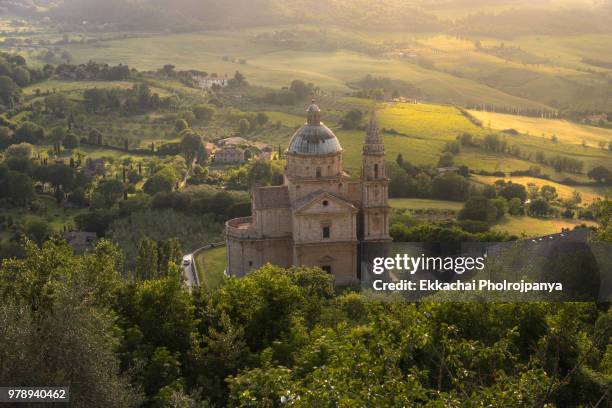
[182,253,199,289]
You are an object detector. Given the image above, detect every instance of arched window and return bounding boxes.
[316,167,322,178]
[374,163,379,179]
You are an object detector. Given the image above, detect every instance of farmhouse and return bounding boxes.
[196,75,229,89]
[218,136,248,146]
[226,102,391,284]
[64,231,97,253]
[215,146,246,164]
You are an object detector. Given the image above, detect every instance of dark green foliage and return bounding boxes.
[0,75,20,106]
[75,208,119,236]
[14,121,45,144]
[0,170,34,205]
[431,172,470,201]
[497,181,528,202]
[25,219,51,246]
[459,196,499,223]
[340,109,363,129]
[179,130,203,164]
[529,198,552,216]
[143,167,176,195]
[95,179,125,207]
[108,209,222,268]
[2,239,611,406]
[263,79,316,105]
[192,104,215,122]
[62,133,80,149]
[390,221,512,242]
[0,126,12,149]
[0,239,140,407]
[588,166,611,184]
[437,151,455,167]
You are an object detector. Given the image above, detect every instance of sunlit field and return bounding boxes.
[62,30,549,109]
[492,216,599,237]
[469,110,612,147]
[390,198,464,210]
[472,174,610,204]
[377,103,484,140]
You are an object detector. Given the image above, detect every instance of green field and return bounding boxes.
[23,80,135,95]
[492,216,598,237]
[332,103,609,181]
[264,111,305,127]
[194,246,227,291]
[390,198,464,211]
[378,103,484,140]
[472,175,607,205]
[473,174,610,204]
[469,110,612,147]
[61,30,550,109]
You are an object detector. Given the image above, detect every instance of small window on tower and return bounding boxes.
[322,226,330,239]
[374,163,379,179]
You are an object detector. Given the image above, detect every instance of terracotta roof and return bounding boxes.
[252,185,290,209]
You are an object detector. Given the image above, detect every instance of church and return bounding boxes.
[225,101,391,284]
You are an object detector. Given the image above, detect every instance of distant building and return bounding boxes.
[587,113,608,123]
[437,166,459,174]
[64,231,97,253]
[258,151,273,161]
[215,147,246,164]
[196,75,229,89]
[83,158,106,176]
[218,136,248,147]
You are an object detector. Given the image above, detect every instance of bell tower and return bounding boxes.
[361,111,391,278]
[362,111,390,235]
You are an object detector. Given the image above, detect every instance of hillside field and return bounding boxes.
[61,30,551,109]
[472,174,609,204]
[468,110,612,147]
[330,102,608,180]
[390,198,464,210]
[492,216,599,237]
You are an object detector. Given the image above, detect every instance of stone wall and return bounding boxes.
[227,236,293,277]
[294,242,358,285]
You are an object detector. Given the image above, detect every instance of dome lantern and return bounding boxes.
[307,99,321,125]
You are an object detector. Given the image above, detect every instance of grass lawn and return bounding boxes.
[390,198,464,211]
[492,216,598,237]
[194,245,227,291]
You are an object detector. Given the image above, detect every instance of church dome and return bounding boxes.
[287,102,342,156]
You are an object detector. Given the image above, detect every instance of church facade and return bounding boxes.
[225,102,391,284]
